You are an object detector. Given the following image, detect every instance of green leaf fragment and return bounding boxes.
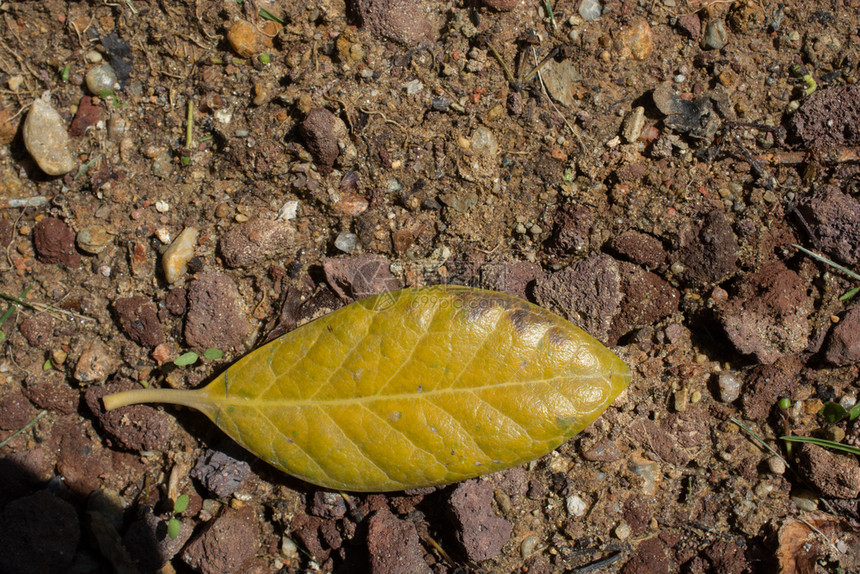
[167,517,181,539]
[173,494,190,513]
[203,348,224,361]
[820,401,849,423]
[174,352,199,366]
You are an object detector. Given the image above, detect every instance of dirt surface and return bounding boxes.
[1,0,859,573]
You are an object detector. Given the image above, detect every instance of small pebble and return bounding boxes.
[85,63,118,95]
[162,227,199,284]
[23,94,76,176]
[334,232,358,253]
[767,456,786,475]
[520,534,539,559]
[155,200,170,213]
[470,126,498,156]
[565,495,587,517]
[76,225,114,255]
[614,522,631,540]
[790,489,818,512]
[701,19,728,50]
[278,200,298,220]
[281,537,299,559]
[85,50,103,63]
[621,106,645,142]
[155,228,171,244]
[403,79,424,95]
[227,20,261,58]
[716,372,741,403]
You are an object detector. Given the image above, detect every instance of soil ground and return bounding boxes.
[0,0,859,573]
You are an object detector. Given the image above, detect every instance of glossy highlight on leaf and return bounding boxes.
[103,286,632,492]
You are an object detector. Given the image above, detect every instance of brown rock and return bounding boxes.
[546,203,593,255]
[33,217,81,267]
[740,356,803,420]
[611,230,667,271]
[791,84,860,148]
[85,380,173,451]
[23,375,78,414]
[718,262,812,364]
[611,262,679,343]
[219,218,295,268]
[185,271,249,351]
[796,443,860,499]
[447,480,512,562]
[69,95,102,137]
[115,296,164,347]
[367,508,432,574]
[533,254,621,343]
[479,261,545,300]
[676,13,701,40]
[824,307,860,365]
[673,210,738,285]
[300,108,344,175]
[323,254,402,301]
[182,508,259,574]
[353,0,438,46]
[797,185,860,266]
[18,314,53,349]
[0,391,38,431]
[164,287,187,316]
[621,537,670,574]
[49,416,110,496]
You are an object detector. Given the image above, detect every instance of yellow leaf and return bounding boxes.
[103,286,631,492]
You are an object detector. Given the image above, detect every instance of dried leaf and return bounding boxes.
[104,286,631,492]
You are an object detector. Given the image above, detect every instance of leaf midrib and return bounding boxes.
[209,371,617,409]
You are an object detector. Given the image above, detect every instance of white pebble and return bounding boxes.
[155,200,170,213]
[565,494,587,517]
[278,200,299,220]
[334,232,358,253]
[717,372,742,403]
[578,0,602,21]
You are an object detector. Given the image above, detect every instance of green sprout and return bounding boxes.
[98,89,124,108]
[778,397,792,410]
[258,53,271,64]
[789,65,817,95]
[167,494,190,540]
[61,64,70,82]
